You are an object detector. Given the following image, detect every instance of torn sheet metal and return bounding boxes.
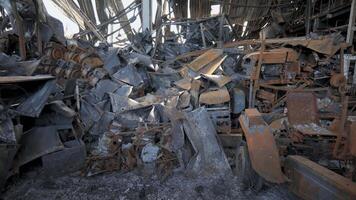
[0,53,41,76]
[177,91,192,110]
[49,100,76,118]
[129,52,155,70]
[174,78,192,90]
[183,107,231,175]
[89,111,115,135]
[0,144,17,188]
[199,87,230,105]
[15,126,65,166]
[109,93,141,113]
[231,88,245,114]
[103,49,121,75]
[41,140,86,177]
[79,98,102,130]
[171,120,185,152]
[287,33,343,56]
[0,118,16,143]
[190,79,201,108]
[114,106,160,130]
[16,80,56,118]
[113,84,133,97]
[112,65,143,87]
[91,79,121,101]
[201,74,231,87]
[149,72,181,90]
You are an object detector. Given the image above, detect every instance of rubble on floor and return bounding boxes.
[2,171,297,200]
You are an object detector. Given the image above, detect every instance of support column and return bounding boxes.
[346,0,356,44]
[142,0,152,32]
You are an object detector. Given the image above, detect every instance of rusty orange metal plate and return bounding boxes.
[287,92,319,125]
[239,109,285,183]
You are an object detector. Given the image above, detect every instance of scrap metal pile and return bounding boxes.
[0,0,355,198]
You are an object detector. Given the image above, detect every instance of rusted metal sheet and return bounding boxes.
[287,34,342,56]
[186,49,223,72]
[199,87,230,105]
[256,89,275,102]
[293,123,337,136]
[285,155,356,200]
[330,73,347,88]
[174,78,192,90]
[199,55,227,75]
[287,92,319,125]
[243,48,299,64]
[225,34,342,56]
[201,74,231,87]
[239,109,285,183]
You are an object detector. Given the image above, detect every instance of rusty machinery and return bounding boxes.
[235,41,356,199]
[238,106,356,199]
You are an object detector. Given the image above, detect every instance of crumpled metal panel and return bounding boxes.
[113,84,133,97]
[103,49,121,75]
[89,111,115,135]
[79,98,102,130]
[239,109,285,183]
[15,126,65,166]
[91,79,121,101]
[109,93,140,113]
[231,88,245,114]
[183,107,231,175]
[112,65,143,87]
[0,117,16,143]
[114,106,160,130]
[49,100,76,118]
[201,74,231,88]
[16,80,56,118]
[199,87,230,105]
[0,53,41,76]
[0,144,17,188]
[41,140,86,177]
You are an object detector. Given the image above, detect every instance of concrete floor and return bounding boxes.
[2,170,297,200]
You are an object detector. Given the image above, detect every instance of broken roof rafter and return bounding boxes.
[74,1,141,41]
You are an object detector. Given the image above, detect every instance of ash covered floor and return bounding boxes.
[2,171,296,200]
